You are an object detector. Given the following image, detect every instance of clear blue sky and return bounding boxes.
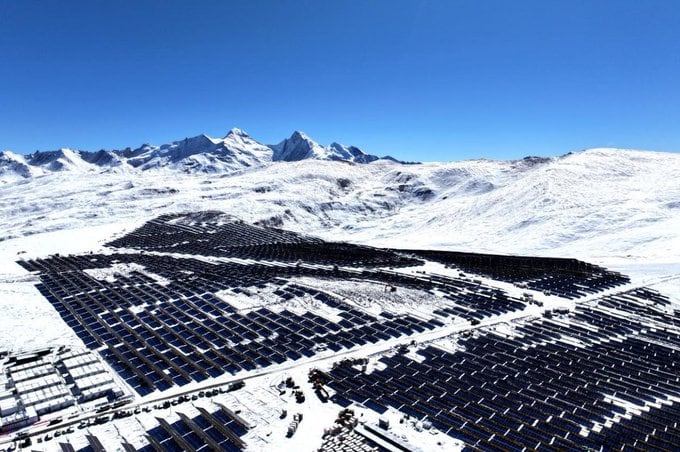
[1,1,679,161]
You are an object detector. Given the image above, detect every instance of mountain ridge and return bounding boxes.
[0,128,397,179]
[0,145,678,267]
[3,124,678,181]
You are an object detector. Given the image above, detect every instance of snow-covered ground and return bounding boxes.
[0,148,678,350]
[1,148,679,260]
[0,147,678,450]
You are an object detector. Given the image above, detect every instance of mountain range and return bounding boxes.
[0,129,399,179]
[0,134,678,270]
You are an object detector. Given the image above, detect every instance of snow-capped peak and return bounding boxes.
[0,150,26,162]
[271,131,383,163]
[290,130,311,141]
[0,127,393,180]
[271,131,326,162]
[224,127,249,139]
[118,131,271,173]
[28,148,95,172]
[0,150,37,179]
[328,142,380,163]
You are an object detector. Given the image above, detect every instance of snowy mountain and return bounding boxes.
[0,146,678,269]
[270,131,383,163]
[112,128,272,173]
[0,150,38,179]
[0,128,391,179]
[0,148,130,178]
[327,142,382,163]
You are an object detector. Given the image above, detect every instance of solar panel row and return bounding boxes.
[325,291,680,450]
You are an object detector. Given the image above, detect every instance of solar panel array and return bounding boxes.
[19,253,458,396]
[324,289,680,450]
[141,406,250,452]
[107,212,420,268]
[54,406,250,452]
[410,250,629,298]
[13,213,659,450]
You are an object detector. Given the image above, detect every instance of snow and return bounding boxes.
[0,128,387,182]
[0,144,679,450]
[0,151,40,180]
[0,147,677,306]
[6,132,676,270]
[0,148,677,353]
[270,131,310,161]
[0,280,83,353]
[1,148,678,263]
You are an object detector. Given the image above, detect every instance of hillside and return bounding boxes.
[0,147,678,265]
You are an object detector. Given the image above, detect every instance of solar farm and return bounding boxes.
[2,211,679,451]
